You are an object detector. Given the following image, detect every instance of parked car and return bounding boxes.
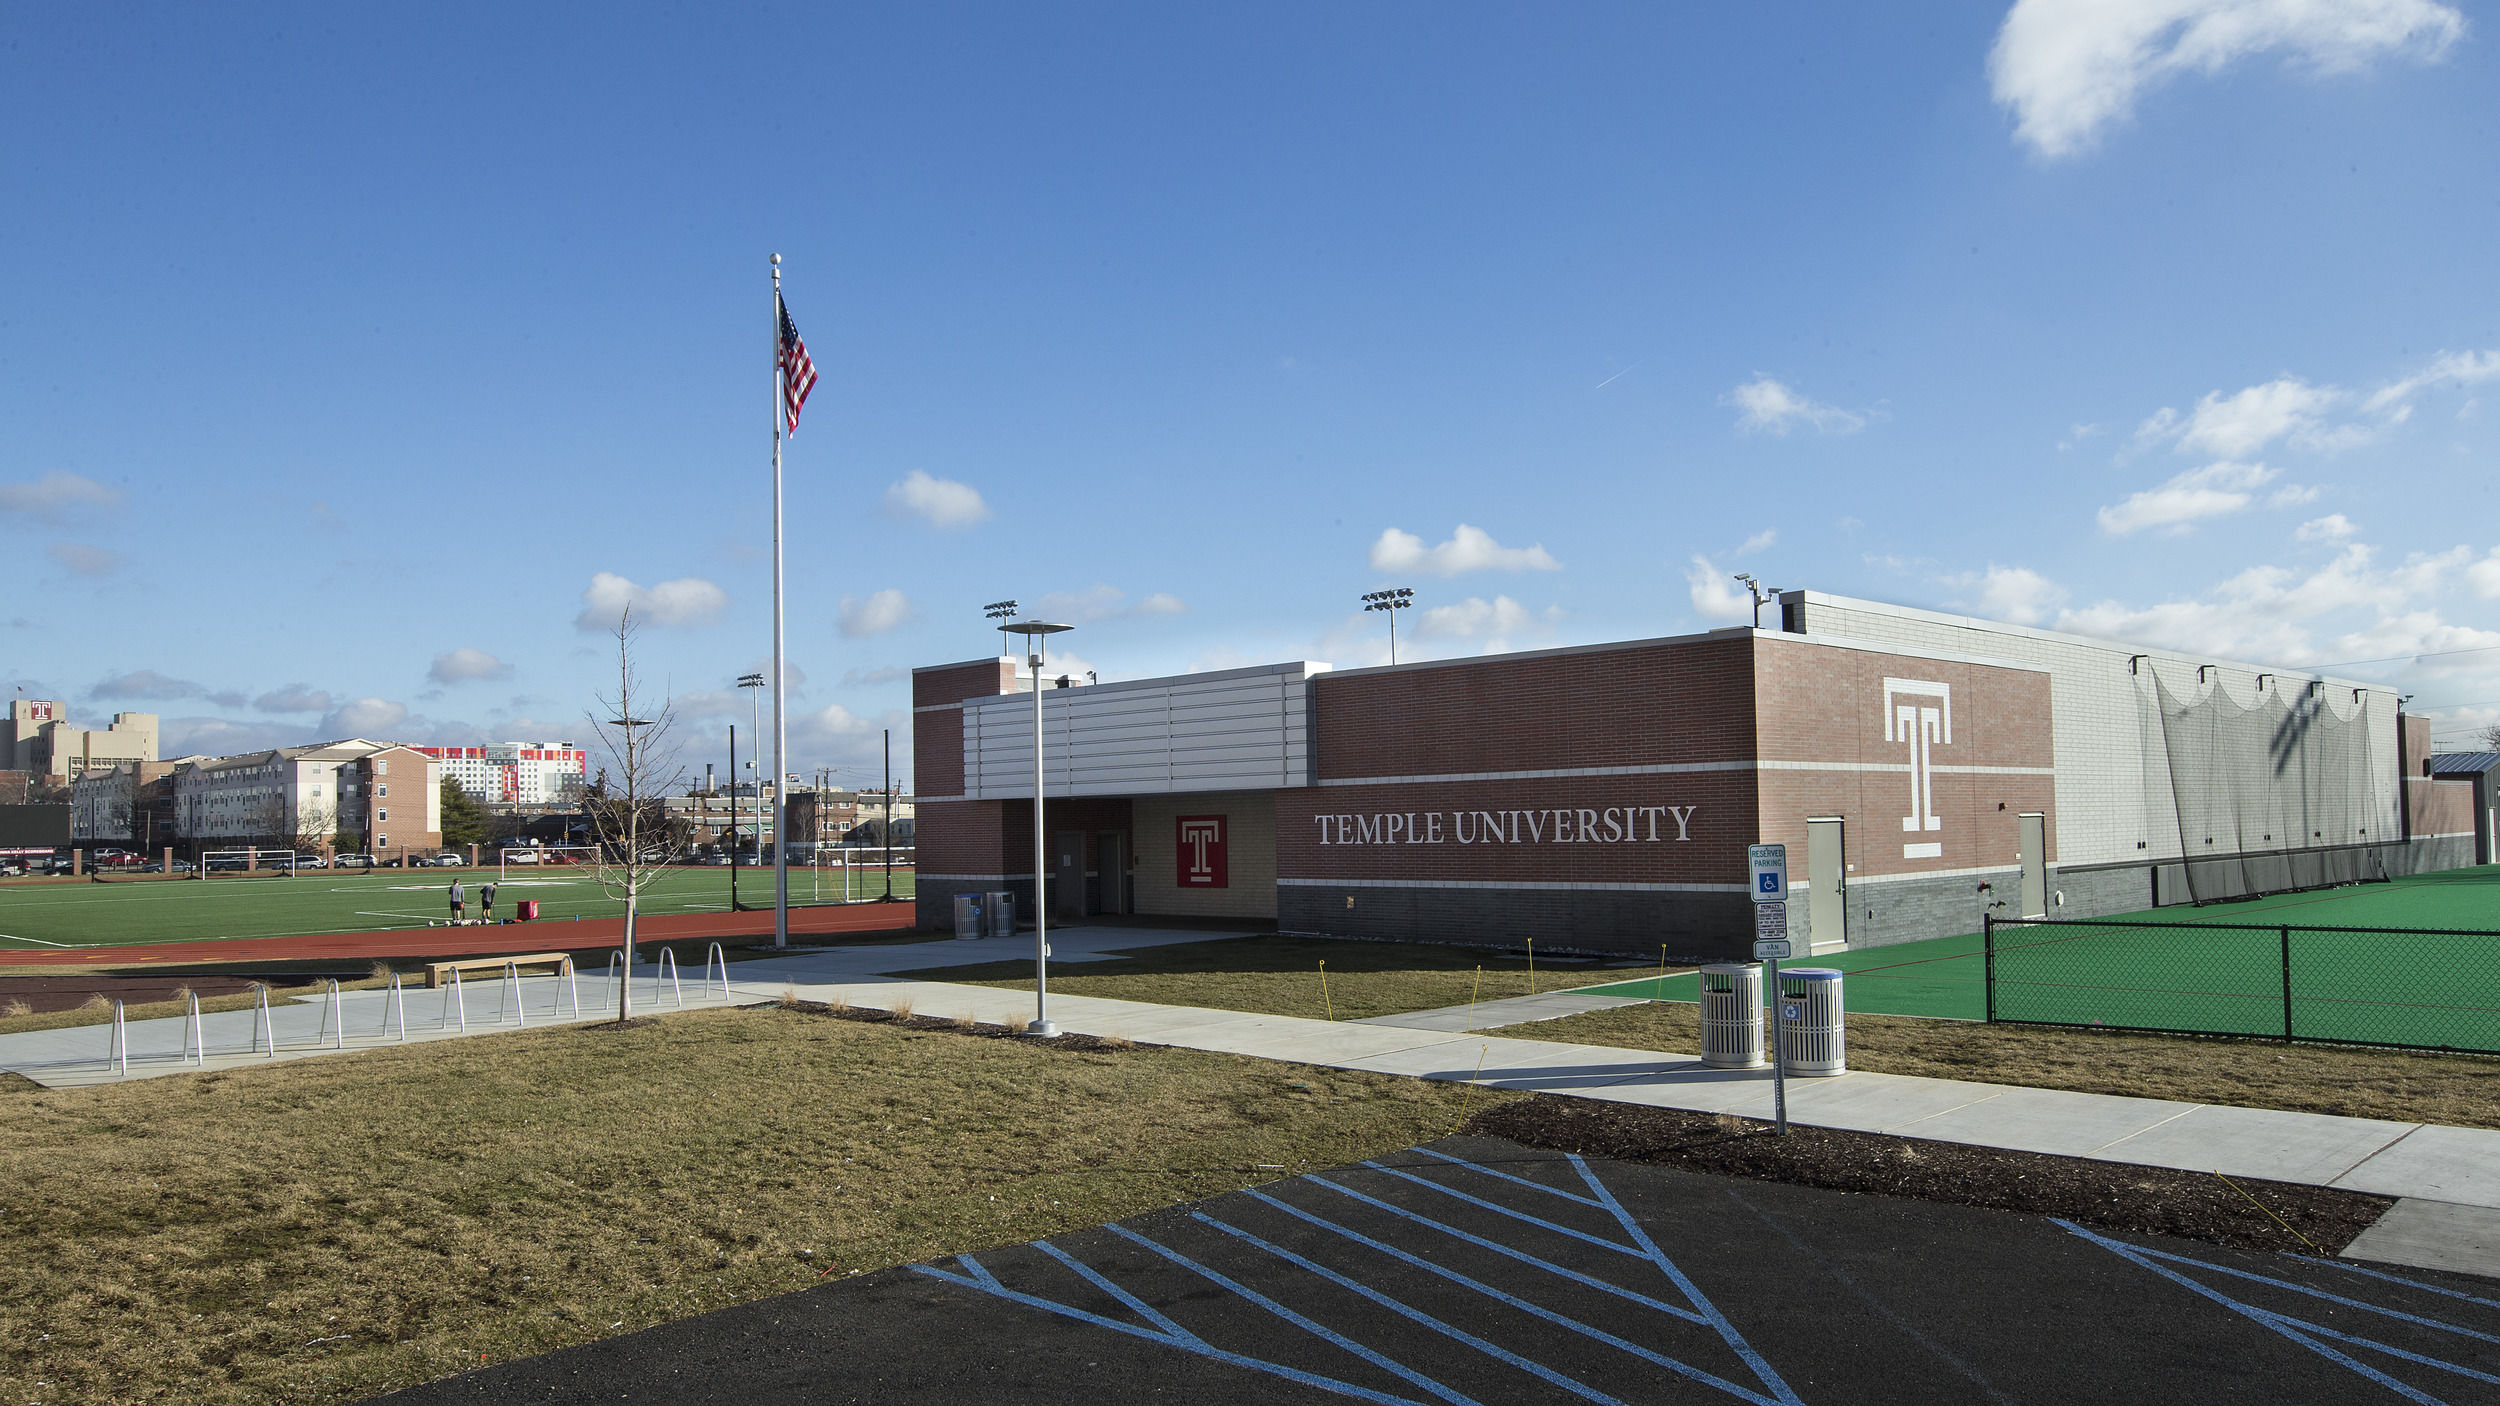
[504,850,541,865]
[433,853,466,867]
[335,853,375,869]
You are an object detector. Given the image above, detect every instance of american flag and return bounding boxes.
[778,294,818,433]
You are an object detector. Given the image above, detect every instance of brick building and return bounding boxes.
[914,592,2472,961]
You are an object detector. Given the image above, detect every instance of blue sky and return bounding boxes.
[5,0,2498,789]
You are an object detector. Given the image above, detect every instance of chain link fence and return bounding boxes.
[1985,914,2500,1054]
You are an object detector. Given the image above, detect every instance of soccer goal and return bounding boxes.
[499,845,602,881]
[201,849,298,877]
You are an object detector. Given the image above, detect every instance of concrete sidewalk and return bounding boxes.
[730,957,2500,1281]
[13,928,2500,1279]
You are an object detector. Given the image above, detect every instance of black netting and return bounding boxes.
[2150,671,2386,903]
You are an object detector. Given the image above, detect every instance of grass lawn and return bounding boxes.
[0,866,916,952]
[0,1005,1495,1406]
[1509,999,2500,1131]
[901,934,1643,1022]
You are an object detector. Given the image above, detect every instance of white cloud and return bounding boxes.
[2050,540,2500,664]
[2361,348,2500,416]
[2097,460,2278,535]
[322,697,412,740]
[1135,592,1187,615]
[1368,524,1560,577]
[1972,565,2069,625]
[1990,0,2465,160]
[882,470,991,529]
[1736,529,1778,556]
[1413,595,1559,648]
[2469,548,2500,599]
[0,471,120,521]
[254,684,333,713]
[93,669,217,702]
[1722,377,1865,436]
[2136,377,2341,458]
[2268,483,2321,508]
[1685,556,1758,625]
[573,572,729,631]
[2296,514,2358,542]
[428,648,512,685]
[841,665,909,686]
[838,588,915,637]
[46,542,118,576]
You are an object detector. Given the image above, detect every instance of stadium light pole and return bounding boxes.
[985,600,1020,656]
[1361,588,1414,664]
[735,672,765,910]
[1001,618,1073,1037]
[1732,574,1782,629]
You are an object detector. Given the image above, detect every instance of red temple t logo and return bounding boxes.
[1177,815,1227,888]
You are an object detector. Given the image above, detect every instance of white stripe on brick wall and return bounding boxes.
[1316,760,2053,787]
[1278,876,1748,894]
[920,873,1036,882]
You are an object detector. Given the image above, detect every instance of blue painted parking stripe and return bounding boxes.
[2303,1256,2500,1313]
[1031,1239,1200,1342]
[1409,1145,1606,1208]
[1303,1174,1709,1324]
[915,1253,1444,1406]
[1101,1223,1485,1406]
[2114,1242,2500,1346]
[1358,1160,1644,1257]
[1193,1209,1636,1406]
[1569,1154,1807,1406]
[2057,1222,2459,1406]
[1242,1188,1784,1405]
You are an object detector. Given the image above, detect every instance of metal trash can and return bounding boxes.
[985,891,1017,937]
[1698,963,1766,1069]
[953,892,985,939]
[1776,967,1846,1076]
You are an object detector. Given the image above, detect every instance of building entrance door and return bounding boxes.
[1097,831,1128,915]
[2019,813,2048,918]
[1054,831,1087,921]
[1806,817,1846,951]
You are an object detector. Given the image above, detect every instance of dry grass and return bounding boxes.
[78,992,112,1012]
[905,935,1610,1022]
[1513,1001,2500,1129]
[3,999,30,1019]
[887,995,915,1022]
[778,984,801,1009]
[0,1006,1494,1405]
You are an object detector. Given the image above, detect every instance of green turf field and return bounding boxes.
[0,866,917,951]
[1570,864,2500,1043]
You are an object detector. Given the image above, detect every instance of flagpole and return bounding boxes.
[770,253,790,950]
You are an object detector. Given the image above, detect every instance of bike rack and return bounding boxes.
[658,947,684,1009]
[559,956,581,1018]
[314,979,346,1049]
[251,984,276,1056]
[183,991,206,1066]
[381,973,407,1041]
[704,942,730,1001]
[499,961,526,1027]
[440,967,468,1033]
[106,999,129,1077]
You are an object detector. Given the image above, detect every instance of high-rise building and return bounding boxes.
[3,699,158,780]
[411,743,588,805]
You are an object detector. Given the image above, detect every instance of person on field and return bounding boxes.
[480,881,497,922]
[448,879,466,923]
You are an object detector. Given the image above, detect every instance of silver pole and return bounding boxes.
[1029,649,1057,1036]
[770,254,790,950]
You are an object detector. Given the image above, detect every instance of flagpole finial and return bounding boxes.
[771,252,780,265]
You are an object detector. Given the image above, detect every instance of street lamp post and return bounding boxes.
[1000,617,1073,1037]
[1361,588,1414,664]
[735,672,764,910]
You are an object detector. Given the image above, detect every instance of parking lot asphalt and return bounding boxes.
[374,1137,2500,1406]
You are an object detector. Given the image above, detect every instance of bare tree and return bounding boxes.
[291,801,337,860]
[2479,722,2500,752]
[583,608,687,1019]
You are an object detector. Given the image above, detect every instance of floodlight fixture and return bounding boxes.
[1732,574,1782,629]
[985,600,1021,656]
[1361,588,1415,664]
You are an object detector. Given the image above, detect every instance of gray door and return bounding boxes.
[1807,818,1845,949]
[1097,831,1128,915]
[2019,813,2048,918]
[1054,831,1087,920]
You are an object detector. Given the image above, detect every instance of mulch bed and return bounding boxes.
[0,973,335,1015]
[765,998,1143,1054]
[1468,1094,2393,1255]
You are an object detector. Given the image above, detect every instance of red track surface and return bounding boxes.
[0,903,919,967]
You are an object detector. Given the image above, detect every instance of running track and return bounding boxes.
[0,902,918,967]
